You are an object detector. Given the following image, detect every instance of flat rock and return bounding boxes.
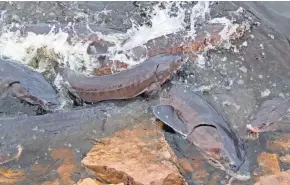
[266,134,290,153]
[77,178,124,185]
[82,124,186,185]
[256,152,280,175]
[77,178,103,185]
[0,168,26,184]
[279,154,290,163]
[254,170,290,185]
[254,152,281,183]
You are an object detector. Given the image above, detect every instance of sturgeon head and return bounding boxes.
[152,85,250,181]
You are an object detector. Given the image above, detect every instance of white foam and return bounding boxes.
[122,2,187,51]
[209,17,240,41]
[0,28,97,75]
[0,2,214,75]
[261,89,271,98]
[0,2,245,108]
[187,1,211,37]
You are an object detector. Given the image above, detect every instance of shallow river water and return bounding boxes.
[1,2,290,185]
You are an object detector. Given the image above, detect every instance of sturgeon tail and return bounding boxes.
[151,104,188,137]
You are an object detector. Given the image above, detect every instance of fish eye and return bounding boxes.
[230,164,237,170]
[259,123,267,128]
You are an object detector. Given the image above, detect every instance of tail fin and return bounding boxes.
[152,104,188,137]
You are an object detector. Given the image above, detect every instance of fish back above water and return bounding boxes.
[124,24,225,60]
[0,58,59,109]
[60,53,189,103]
[247,98,290,133]
[152,104,188,137]
[152,85,250,180]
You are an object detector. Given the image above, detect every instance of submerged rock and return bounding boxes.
[82,123,186,185]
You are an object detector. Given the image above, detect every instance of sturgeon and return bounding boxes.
[152,85,250,181]
[61,54,189,103]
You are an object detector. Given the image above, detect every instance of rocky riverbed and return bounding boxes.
[1,2,290,185]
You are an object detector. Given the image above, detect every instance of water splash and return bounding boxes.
[0,1,245,107]
[122,2,186,50]
[0,2,214,75]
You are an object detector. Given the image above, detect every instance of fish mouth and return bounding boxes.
[203,152,250,181]
[246,124,261,133]
[246,123,274,133]
[207,159,250,181]
[41,100,60,111]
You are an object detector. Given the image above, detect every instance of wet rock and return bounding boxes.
[266,134,290,153]
[29,161,62,182]
[0,144,22,166]
[39,180,60,185]
[77,178,104,185]
[51,147,77,185]
[256,152,280,176]
[77,178,125,185]
[279,154,290,163]
[189,157,210,183]
[0,168,26,184]
[178,158,194,173]
[82,124,186,185]
[254,169,290,185]
[207,172,222,185]
[164,131,216,184]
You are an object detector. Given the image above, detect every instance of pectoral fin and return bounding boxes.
[152,104,188,137]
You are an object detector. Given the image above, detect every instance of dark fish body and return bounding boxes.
[123,24,225,60]
[0,99,152,171]
[152,85,250,181]
[0,104,108,168]
[0,58,59,109]
[247,98,290,133]
[61,54,189,103]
